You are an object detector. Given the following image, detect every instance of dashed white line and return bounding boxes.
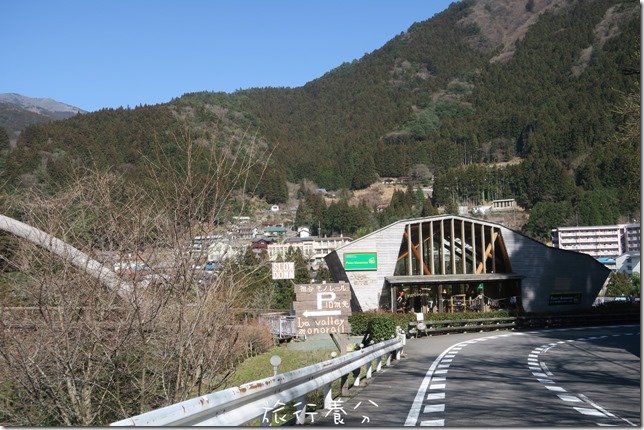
[406,327,638,427]
[544,385,566,392]
[423,404,445,413]
[426,392,445,401]
[419,419,445,426]
[529,329,640,426]
[574,407,607,417]
[578,394,616,418]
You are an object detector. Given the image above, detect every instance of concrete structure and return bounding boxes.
[551,223,641,259]
[325,215,611,314]
[0,214,132,299]
[615,251,640,276]
[268,235,352,266]
[491,199,516,211]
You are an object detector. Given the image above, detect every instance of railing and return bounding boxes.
[408,317,515,336]
[111,334,406,426]
[259,312,297,340]
[408,313,639,337]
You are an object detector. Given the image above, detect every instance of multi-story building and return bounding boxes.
[616,251,640,276]
[267,235,352,267]
[551,223,641,259]
[623,224,641,254]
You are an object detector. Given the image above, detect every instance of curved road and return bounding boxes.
[310,325,640,426]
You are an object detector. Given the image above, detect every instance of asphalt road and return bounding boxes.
[307,325,640,427]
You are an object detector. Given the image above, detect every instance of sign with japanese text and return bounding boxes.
[293,282,352,336]
[549,291,582,305]
[343,252,377,271]
[271,262,295,280]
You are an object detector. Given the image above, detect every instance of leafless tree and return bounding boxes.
[0,124,275,425]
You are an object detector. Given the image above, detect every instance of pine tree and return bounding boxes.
[420,196,438,217]
[315,265,333,283]
[351,153,377,189]
[0,127,9,151]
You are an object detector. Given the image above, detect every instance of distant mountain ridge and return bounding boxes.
[0,93,85,143]
[0,93,85,117]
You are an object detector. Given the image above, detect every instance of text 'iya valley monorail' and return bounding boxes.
[324,215,611,314]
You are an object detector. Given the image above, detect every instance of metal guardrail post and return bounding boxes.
[376,356,383,372]
[294,394,308,425]
[341,373,350,396]
[353,367,362,387]
[323,383,333,410]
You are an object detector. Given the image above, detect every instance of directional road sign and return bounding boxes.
[293,282,352,336]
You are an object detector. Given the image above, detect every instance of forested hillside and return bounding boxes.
[0,0,639,241]
[0,1,640,425]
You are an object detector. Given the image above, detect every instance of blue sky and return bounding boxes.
[2,1,455,112]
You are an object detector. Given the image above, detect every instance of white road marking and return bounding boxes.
[558,394,582,402]
[545,385,566,392]
[404,341,467,426]
[426,392,445,400]
[575,407,607,417]
[529,328,640,426]
[419,419,444,426]
[423,404,445,413]
[405,327,638,427]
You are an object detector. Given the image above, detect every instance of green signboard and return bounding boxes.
[344,252,377,271]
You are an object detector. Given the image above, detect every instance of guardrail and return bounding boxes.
[408,313,639,337]
[408,317,515,337]
[111,334,406,426]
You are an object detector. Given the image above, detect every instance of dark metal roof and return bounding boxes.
[385,273,523,285]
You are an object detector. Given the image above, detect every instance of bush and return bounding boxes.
[349,311,412,336]
[229,321,274,362]
[365,316,397,343]
[348,312,371,335]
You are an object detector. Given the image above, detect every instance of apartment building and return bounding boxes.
[267,235,352,266]
[551,223,641,259]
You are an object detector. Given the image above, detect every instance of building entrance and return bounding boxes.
[385,274,522,314]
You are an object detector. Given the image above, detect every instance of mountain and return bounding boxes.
[0,93,85,143]
[0,93,84,117]
[1,0,640,241]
